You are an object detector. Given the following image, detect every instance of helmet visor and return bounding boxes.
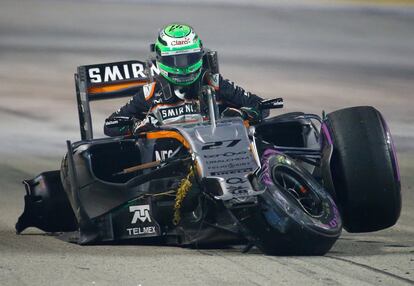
[160,52,203,68]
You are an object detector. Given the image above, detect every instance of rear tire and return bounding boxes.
[325,106,401,232]
[233,149,342,255]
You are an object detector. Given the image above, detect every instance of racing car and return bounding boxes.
[16,59,401,255]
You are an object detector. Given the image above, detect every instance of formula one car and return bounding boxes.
[16,60,401,255]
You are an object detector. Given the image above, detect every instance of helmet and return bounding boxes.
[155,23,203,86]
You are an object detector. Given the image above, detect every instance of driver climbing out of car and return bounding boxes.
[104,23,266,137]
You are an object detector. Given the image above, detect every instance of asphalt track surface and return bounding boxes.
[1,0,414,285]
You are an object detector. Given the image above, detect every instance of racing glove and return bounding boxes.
[221,107,262,123]
[132,121,157,134]
[104,116,136,136]
[240,107,262,122]
[221,107,244,118]
[132,114,158,135]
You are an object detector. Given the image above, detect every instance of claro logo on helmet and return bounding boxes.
[171,37,191,46]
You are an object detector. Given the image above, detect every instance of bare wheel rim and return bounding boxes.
[271,165,323,217]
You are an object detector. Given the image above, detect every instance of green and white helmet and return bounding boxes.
[155,23,203,86]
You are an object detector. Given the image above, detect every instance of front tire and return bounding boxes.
[233,149,342,255]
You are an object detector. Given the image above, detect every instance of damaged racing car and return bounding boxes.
[16,55,401,255]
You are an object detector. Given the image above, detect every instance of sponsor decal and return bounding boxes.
[171,37,191,46]
[206,156,250,164]
[113,201,161,239]
[86,61,160,84]
[150,64,160,76]
[121,203,161,238]
[105,119,120,126]
[155,150,173,161]
[143,83,155,99]
[329,205,341,228]
[88,63,146,83]
[207,161,250,170]
[126,226,156,236]
[152,138,181,161]
[161,48,201,56]
[228,185,249,197]
[210,168,253,176]
[129,205,152,224]
[204,151,248,158]
[225,177,250,197]
[202,139,241,150]
[159,103,198,120]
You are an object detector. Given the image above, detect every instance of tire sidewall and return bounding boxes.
[324,106,401,232]
[258,149,342,236]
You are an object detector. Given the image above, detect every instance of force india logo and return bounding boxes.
[129,205,152,224]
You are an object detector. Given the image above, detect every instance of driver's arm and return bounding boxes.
[214,75,269,120]
[217,75,263,109]
[103,89,150,137]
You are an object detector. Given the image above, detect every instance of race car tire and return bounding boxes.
[324,106,401,232]
[233,149,342,255]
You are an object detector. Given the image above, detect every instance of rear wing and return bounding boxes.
[74,60,159,140]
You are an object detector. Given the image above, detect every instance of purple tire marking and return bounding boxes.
[321,123,333,146]
[262,149,341,231]
[262,148,283,158]
[260,149,283,186]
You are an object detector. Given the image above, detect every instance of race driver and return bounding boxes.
[104,23,265,137]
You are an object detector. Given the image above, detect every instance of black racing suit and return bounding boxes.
[104,72,264,137]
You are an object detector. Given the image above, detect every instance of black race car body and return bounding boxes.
[16,59,401,255]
